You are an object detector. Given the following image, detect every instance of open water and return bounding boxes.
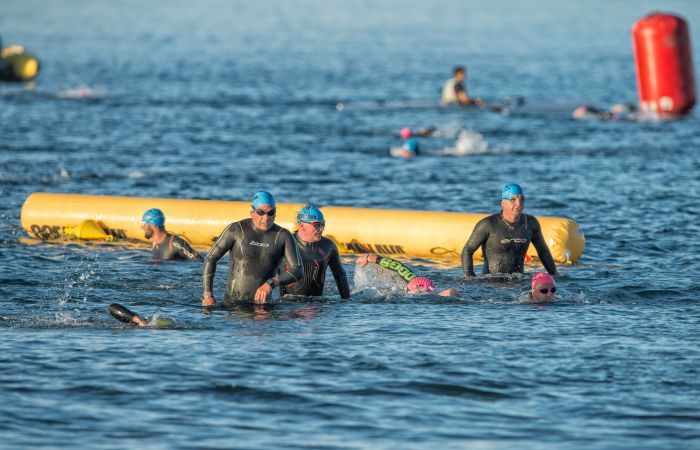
[2,1,700,448]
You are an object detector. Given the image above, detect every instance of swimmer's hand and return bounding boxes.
[202,292,216,307]
[438,288,460,297]
[254,283,272,304]
[357,254,377,267]
[133,316,149,327]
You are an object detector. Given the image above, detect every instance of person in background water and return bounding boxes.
[572,103,638,121]
[141,208,201,261]
[441,66,483,106]
[280,205,350,299]
[461,183,557,277]
[399,138,420,158]
[356,254,459,297]
[202,191,303,306]
[400,127,437,139]
[520,272,557,303]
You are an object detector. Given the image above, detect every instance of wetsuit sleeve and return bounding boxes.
[530,217,557,275]
[374,256,418,284]
[461,219,489,277]
[203,224,236,294]
[172,236,202,260]
[328,245,350,299]
[275,231,304,286]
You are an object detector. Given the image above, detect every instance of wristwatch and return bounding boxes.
[266,279,275,288]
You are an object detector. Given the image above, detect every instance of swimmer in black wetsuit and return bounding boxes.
[141,208,201,261]
[461,183,557,277]
[202,191,303,305]
[356,254,459,297]
[280,206,350,299]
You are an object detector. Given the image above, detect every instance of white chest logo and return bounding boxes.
[501,238,527,244]
[249,240,270,247]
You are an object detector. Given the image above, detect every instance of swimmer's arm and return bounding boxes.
[462,220,488,277]
[173,236,202,261]
[202,224,235,303]
[329,245,350,299]
[274,231,304,286]
[374,256,418,281]
[530,219,558,276]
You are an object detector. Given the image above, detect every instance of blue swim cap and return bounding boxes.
[252,191,276,209]
[404,139,419,153]
[142,208,165,227]
[502,183,525,200]
[297,205,324,223]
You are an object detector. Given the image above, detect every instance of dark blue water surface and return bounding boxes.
[2,1,700,448]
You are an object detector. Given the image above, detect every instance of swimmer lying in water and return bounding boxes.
[520,273,557,303]
[572,103,638,121]
[356,254,459,297]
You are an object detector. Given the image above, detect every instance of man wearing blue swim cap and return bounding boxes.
[279,205,350,299]
[140,208,201,261]
[202,191,303,305]
[461,184,557,277]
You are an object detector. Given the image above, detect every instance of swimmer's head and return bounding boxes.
[252,191,276,209]
[297,205,325,242]
[142,208,165,227]
[400,127,412,139]
[403,139,419,153]
[297,205,324,224]
[407,277,436,293]
[531,272,556,302]
[251,191,276,231]
[502,183,524,200]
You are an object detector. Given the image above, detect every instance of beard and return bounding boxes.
[144,228,153,239]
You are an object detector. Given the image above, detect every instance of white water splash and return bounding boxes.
[433,129,489,156]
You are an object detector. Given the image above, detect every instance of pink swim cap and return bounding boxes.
[400,127,412,139]
[407,277,435,293]
[531,273,555,290]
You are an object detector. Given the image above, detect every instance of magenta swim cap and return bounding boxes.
[407,277,435,293]
[531,273,555,290]
[400,127,412,139]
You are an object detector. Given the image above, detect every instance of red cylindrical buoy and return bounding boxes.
[632,12,696,117]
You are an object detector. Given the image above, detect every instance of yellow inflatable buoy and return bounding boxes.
[20,193,586,264]
[1,44,40,82]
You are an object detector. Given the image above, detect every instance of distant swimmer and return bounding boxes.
[280,205,350,299]
[356,254,459,297]
[461,183,557,277]
[398,138,420,158]
[202,191,303,306]
[520,273,557,303]
[141,208,201,261]
[441,66,483,106]
[572,103,638,121]
[400,127,437,139]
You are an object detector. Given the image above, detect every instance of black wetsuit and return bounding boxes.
[203,219,303,302]
[461,213,557,276]
[281,234,350,299]
[152,233,201,261]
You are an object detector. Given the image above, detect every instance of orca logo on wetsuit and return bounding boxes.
[500,238,528,244]
[249,240,270,247]
[172,241,196,259]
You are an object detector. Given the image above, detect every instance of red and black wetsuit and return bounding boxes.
[281,234,350,299]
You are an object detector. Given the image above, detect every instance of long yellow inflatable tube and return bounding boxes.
[20,193,585,264]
